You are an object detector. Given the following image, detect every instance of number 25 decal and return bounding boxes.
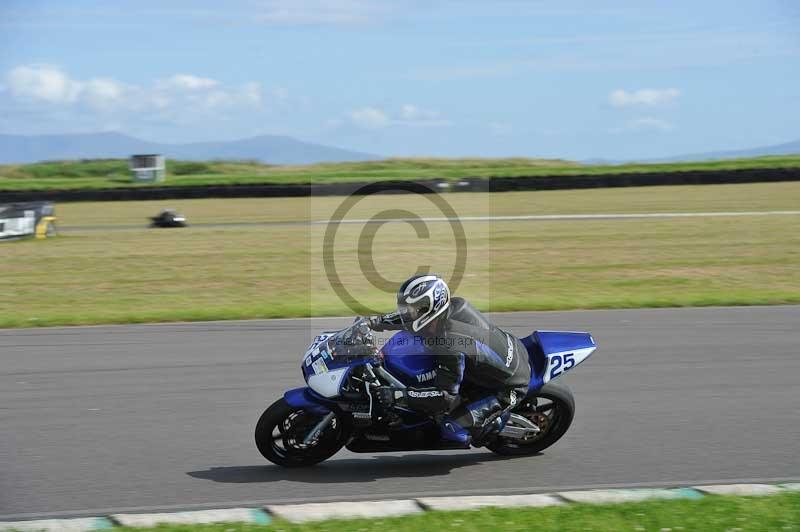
[549,353,575,380]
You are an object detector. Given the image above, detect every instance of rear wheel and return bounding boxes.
[487,379,575,456]
[255,398,350,467]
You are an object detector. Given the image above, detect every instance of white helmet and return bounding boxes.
[396,274,451,332]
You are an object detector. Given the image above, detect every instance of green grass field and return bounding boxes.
[1,182,798,328]
[1,155,799,190]
[114,493,800,532]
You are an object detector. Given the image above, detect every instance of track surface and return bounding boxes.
[57,209,800,232]
[2,306,799,518]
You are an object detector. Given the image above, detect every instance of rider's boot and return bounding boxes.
[440,416,471,447]
[443,396,505,447]
[475,410,510,445]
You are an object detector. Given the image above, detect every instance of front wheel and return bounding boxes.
[255,398,350,467]
[487,379,575,456]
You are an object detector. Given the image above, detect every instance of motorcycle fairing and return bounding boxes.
[306,367,351,398]
[302,347,353,398]
[300,332,374,398]
[381,331,437,386]
[283,387,335,415]
[521,330,596,393]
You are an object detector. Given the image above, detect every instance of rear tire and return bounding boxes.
[255,398,350,467]
[487,379,575,456]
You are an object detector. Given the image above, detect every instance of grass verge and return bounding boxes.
[113,493,800,532]
[1,155,800,190]
[2,183,799,328]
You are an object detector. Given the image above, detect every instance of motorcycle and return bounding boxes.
[255,318,596,467]
[149,209,187,228]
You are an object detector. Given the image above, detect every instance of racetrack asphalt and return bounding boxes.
[1,306,799,519]
[56,209,800,232]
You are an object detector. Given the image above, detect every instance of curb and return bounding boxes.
[417,493,564,511]
[266,499,422,524]
[692,483,784,496]
[0,518,113,532]
[556,487,703,504]
[111,509,270,528]
[1,482,797,530]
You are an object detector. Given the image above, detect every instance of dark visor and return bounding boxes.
[398,301,429,329]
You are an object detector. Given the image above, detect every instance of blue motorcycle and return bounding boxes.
[255,318,596,467]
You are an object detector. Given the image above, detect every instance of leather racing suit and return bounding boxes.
[371,297,532,444]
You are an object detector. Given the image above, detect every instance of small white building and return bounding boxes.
[129,154,166,182]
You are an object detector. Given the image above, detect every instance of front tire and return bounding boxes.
[487,379,575,456]
[255,398,350,467]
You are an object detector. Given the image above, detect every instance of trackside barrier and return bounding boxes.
[1,166,799,202]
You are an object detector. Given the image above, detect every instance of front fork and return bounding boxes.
[303,411,336,445]
[286,362,410,442]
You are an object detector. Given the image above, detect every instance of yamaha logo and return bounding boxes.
[416,370,436,383]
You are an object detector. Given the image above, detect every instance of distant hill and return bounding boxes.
[642,139,800,163]
[0,132,378,165]
[3,131,799,166]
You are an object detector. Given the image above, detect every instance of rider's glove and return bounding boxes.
[368,315,386,332]
[376,386,405,407]
[342,317,373,346]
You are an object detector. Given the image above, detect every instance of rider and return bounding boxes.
[368,274,531,446]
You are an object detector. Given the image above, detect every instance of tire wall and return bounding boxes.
[1,167,798,203]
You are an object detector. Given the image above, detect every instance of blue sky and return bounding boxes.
[1,0,799,160]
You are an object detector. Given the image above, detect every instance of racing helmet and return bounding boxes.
[396,274,450,332]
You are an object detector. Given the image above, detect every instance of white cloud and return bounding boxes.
[255,0,388,25]
[3,64,268,117]
[195,82,263,110]
[609,88,680,107]
[349,107,391,129]
[149,93,172,110]
[157,74,219,90]
[201,90,233,109]
[346,104,449,130]
[242,82,264,105]
[82,78,127,109]
[631,117,673,131]
[7,64,81,104]
[611,117,674,133]
[7,65,131,111]
[400,104,440,121]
